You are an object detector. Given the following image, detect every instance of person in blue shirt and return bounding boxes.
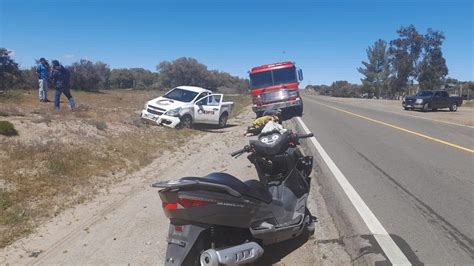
[36,58,50,102]
[51,60,76,112]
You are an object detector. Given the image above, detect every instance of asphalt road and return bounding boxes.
[301,95,474,264]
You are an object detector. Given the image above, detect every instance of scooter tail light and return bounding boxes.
[178,198,215,208]
[162,197,215,210]
[162,202,178,210]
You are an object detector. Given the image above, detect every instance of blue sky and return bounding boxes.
[1,0,472,85]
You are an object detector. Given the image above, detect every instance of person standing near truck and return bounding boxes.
[51,60,76,112]
[36,58,50,102]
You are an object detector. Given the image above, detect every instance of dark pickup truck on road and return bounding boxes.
[402,90,463,112]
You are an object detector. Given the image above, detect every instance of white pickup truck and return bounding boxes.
[140,86,234,128]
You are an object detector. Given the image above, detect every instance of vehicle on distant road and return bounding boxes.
[402,90,463,112]
[360,92,374,99]
[141,86,234,128]
[249,61,304,117]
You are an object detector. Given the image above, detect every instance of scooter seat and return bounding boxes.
[182,173,272,204]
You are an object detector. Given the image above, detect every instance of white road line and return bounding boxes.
[296,117,411,265]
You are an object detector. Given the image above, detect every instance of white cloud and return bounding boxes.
[6,48,15,57]
[63,54,75,59]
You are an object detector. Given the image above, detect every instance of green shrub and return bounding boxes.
[93,121,108,131]
[0,121,18,136]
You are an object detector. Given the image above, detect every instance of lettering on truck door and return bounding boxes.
[194,94,222,124]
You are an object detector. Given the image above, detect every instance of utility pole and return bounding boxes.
[467,85,470,100]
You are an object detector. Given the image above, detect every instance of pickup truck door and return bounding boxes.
[433,91,447,108]
[432,91,449,108]
[432,92,442,108]
[439,91,450,108]
[194,94,223,124]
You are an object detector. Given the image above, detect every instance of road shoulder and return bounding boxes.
[0,108,349,265]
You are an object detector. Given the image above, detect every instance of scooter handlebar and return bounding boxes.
[231,145,251,157]
[297,133,314,139]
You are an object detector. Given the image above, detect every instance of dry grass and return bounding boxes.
[463,100,474,108]
[0,89,201,248]
[0,89,251,247]
[225,94,251,116]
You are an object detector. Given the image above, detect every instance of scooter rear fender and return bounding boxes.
[164,223,209,265]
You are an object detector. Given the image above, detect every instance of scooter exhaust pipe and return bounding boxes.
[200,242,264,266]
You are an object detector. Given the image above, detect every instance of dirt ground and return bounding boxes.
[0,103,350,265]
[304,93,474,127]
[0,90,201,248]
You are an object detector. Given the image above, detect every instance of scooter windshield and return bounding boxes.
[251,131,290,156]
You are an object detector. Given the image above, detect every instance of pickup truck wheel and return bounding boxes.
[403,107,409,111]
[179,115,193,129]
[449,103,458,112]
[422,103,430,112]
[218,113,228,128]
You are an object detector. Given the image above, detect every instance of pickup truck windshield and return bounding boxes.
[163,88,199,102]
[250,67,297,89]
[416,91,433,97]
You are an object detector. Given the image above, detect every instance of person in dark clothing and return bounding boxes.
[51,60,76,112]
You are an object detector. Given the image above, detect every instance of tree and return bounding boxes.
[128,68,157,89]
[14,67,37,90]
[358,39,390,98]
[388,25,424,93]
[0,48,20,93]
[387,25,449,93]
[109,69,135,89]
[68,59,110,91]
[157,57,248,93]
[157,57,211,89]
[417,29,448,90]
[329,81,361,98]
[108,68,158,89]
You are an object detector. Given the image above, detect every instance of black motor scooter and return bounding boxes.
[153,129,315,265]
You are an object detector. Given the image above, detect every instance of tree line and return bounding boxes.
[306,25,473,99]
[0,51,249,94]
[306,81,362,98]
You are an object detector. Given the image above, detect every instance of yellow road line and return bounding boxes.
[311,100,474,154]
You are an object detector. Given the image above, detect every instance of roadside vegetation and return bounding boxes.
[0,121,17,136]
[226,94,252,116]
[1,49,248,94]
[305,25,473,100]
